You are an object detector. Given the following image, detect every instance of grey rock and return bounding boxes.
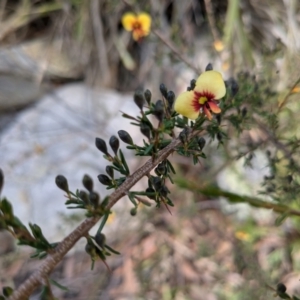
[0,83,140,239]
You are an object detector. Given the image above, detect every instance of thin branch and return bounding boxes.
[90,0,111,86]
[9,129,203,300]
[203,0,220,42]
[152,29,201,74]
[176,180,300,217]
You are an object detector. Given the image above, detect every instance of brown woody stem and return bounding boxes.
[9,130,203,300]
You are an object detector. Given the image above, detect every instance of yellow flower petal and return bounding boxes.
[174,91,199,120]
[122,13,136,31]
[137,13,151,33]
[195,71,226,100]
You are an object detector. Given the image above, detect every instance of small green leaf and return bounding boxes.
[29,224,50,247]
[91,260,95,270]
[8,216,27,230]
[119,149,130,175]
[49,278,69,291]
[67,205,86,209]
[1,198,14,219]
[96,247,106,260]
[101,196,110,208]
[39,252,48,259]
[65,199,82,205]
[166,159,176,174]
[128,193,137,207]
[121,112,138,120]
[199,152,207,158]
[97,212,110,234]
[30,252,40,259]
[105,244,121,255]
[275,213,289,226]
[40,285,55,300]
[166,198,174,206]
[144,144,154,155]
[0,169,4,195]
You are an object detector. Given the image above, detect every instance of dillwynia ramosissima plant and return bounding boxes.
[0,64,299,300]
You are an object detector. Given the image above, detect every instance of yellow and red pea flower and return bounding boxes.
[174,70,226,120]
[121,12,151,41]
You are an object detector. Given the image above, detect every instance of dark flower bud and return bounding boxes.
[145,187,156,200]
[155,162,166,176]
[79,190,89,204]
[276,283,286,294]
[109,135,119,155]
[85,240,96,257]
[241,107,247,117]
[55,175,69,193]
[227,77,239,96]
[130,207,137,216]
[95,138,108,155]
[286,175,293,184]
[166,91,175,108]
[217,132,223,142]
[106,166,114,178]
[159,83,168,98]
[89,192,100,207]
[133,89,145,110]
[98,174,112,186]
[82,174,93,192]
[95,232,106,248]
[160,185,170,197]
[266,150,271,157]
[3,286,13,297]
[205,63,213,71]
[216,114,222,125]
[118,130,133,145]
[152,177,163,190]
[144,89,152,105]
[230,84,237,96]
[0,168,4,195]
[198,137,206,150]
[153,100,164,122]
[179,129,188,143]
[140,122,151,139]
[190,79,196,90]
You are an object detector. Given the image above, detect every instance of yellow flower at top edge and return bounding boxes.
[174,70,226,120]
[121,12,151,41]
